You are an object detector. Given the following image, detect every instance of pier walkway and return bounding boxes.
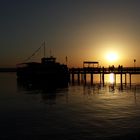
[69,62,140,85]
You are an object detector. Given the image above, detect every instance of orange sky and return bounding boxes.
[0,0,140,68]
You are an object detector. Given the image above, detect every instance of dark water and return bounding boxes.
[1,73,140,139]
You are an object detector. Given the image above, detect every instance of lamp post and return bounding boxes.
[66,56,68,65]
[134,59,136,68]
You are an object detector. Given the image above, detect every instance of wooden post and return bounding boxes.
[91,73,93,85]
[102,67,105,86]
[81,73,83,83]
[72,73,74,83]
[72,69,74,83]
[130,73,131,87]
[100,73,102,84]
[114,74,116,85]
[120,73,123,89]
[120,73,123,84]
[77,73,80,83]
[125,73,127,85]
[120,66,123,89]
[84,73,86,84]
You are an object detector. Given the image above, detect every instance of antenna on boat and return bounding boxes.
[66,56,68,65]
[43,41,46,57]
[50,49,52,57]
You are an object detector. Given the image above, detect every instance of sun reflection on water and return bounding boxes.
[109,73,115,84]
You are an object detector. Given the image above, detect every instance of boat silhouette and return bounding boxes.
[16,42,70,85]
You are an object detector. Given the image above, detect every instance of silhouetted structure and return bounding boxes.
[83,61,99,68]
[69,64,140,86]
[16,56,70,84]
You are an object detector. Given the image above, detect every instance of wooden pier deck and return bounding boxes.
[69,66,140,85]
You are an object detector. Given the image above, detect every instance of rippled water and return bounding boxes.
[0,73,140,139]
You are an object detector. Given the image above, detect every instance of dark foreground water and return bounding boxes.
[1,73,140,140]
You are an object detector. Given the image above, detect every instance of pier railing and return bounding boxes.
[69,67,140,74]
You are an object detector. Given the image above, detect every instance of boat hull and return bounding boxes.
[16,62,70,84]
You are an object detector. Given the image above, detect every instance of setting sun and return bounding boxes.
[106,52,118,62]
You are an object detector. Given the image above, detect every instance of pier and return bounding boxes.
[69,61,140,86]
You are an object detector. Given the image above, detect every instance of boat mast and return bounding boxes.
[43,41,46,57]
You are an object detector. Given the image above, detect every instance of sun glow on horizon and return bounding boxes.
[98,42,125,66]
[106,52,118,62]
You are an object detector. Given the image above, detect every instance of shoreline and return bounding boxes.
[0,68,16,72]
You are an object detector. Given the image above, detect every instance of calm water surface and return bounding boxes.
[0,73,140,139]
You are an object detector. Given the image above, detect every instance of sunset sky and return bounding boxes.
[0,0,140,67]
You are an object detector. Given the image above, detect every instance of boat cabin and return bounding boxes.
[41,56,56,64]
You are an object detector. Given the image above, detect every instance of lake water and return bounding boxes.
[1,73,140,139]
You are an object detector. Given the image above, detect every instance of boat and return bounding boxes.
[16,43,70,85]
